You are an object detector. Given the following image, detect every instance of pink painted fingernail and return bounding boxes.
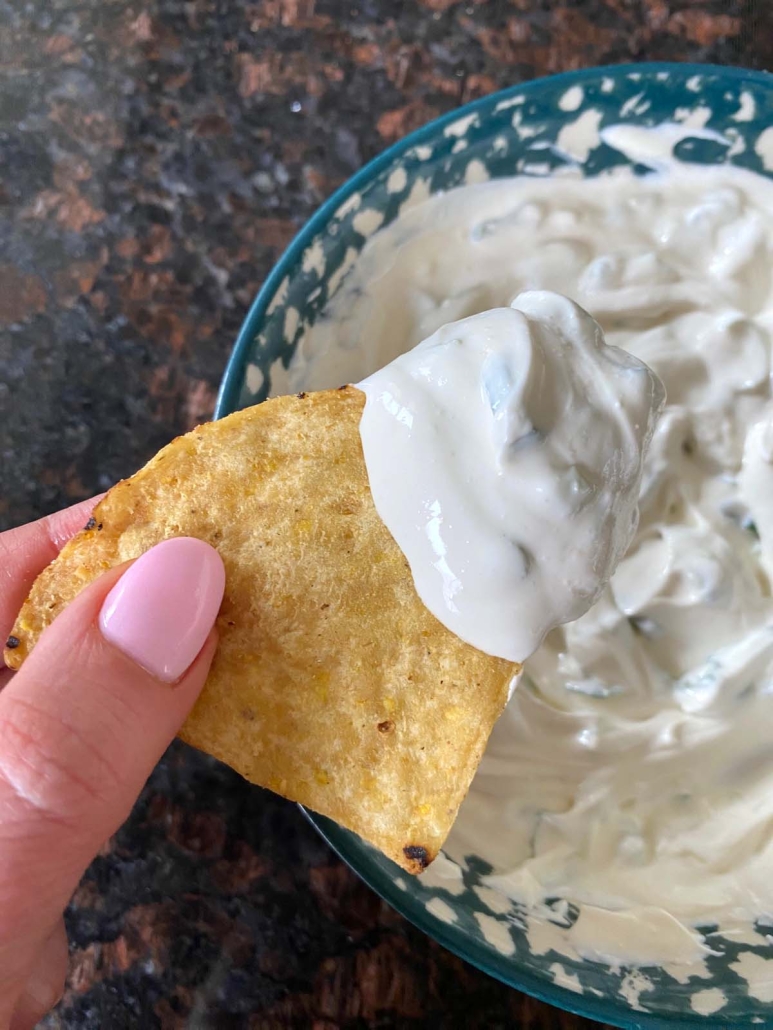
[99,537,225,683]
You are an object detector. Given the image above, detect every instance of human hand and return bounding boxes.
[0,499,225,1029]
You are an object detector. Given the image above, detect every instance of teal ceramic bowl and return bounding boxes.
[217,63,773,1027]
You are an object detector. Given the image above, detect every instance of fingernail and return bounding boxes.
[99,537,225,683]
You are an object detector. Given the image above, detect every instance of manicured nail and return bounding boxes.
[99,537,225,683]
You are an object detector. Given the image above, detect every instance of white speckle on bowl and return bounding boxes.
[387,166,408,193]
[326,246,359,297]
[335,191,362,219]
[475,913,516,956]
[301,239,326,277]
[473,885,514,915]
[618,971,654,1011]
[620,91,644,117]
[690,987,728,1016]
[756,126,773,171]
[494,93,524,112]
[464,159,488,184]
[662,954,712,985]
[550,962,583,994]
[269,355,292,397]
[674,105,713,129]
[451,138,468,154]
[418,851,466,894]
[491,135,508,152]
[409,144,433,161]
[656,70,670,81]
[511,108,541,139]
[621,92,651,117]
[525,915,579,961]
[353,208,384,237]
[555,109,603,162]
[444,112,478,138]
[734,89,757,122]
[426,896,458,924]
[724,127,746,158]
[266,275,289,315]
[400,176,431,213]
[687,74,703,92]
[601,76,615,92]
[558,85,584,112]
[394,876,407,891]
[246,363,264,395]
[731,953,773,1003]
[284,305,300,342]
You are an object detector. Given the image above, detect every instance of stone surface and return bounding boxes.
[0,0,762,1025]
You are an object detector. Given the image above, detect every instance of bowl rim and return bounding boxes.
[216,61,773,1027]
[216,60,773,422]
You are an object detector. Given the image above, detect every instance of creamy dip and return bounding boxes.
[358,292,664,662]
[291,127,773,966]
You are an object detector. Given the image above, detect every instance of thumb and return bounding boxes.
[0,537,225,1024]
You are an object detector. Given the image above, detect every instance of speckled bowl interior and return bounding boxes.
[217,63,773,1028]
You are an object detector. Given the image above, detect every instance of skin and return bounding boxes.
[0,498,217,1029]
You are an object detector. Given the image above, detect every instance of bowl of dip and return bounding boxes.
[217,63,773,1026]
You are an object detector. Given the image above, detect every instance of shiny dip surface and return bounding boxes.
[358,292,664,662]
[291,126,773,967]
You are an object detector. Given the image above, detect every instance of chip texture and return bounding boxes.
[4,387,517,872]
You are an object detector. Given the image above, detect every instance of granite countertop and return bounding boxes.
[0,1,766,1027]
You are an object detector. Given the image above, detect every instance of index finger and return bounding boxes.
[0,497,105,646]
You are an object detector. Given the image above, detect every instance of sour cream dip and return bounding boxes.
[358,291,664,662]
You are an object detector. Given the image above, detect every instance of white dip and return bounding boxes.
[291,126,773,967]
[358,292,664,662]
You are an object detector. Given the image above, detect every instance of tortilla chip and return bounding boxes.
[4,386,517,872]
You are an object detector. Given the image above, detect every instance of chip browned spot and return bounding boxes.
[403,845,430,872]
[4,387,517,872]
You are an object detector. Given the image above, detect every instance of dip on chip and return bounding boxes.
[4,387,518,873]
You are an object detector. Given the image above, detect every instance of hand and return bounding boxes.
[0,499,225,1029]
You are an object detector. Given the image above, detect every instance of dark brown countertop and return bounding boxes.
[0,1,766,1026]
